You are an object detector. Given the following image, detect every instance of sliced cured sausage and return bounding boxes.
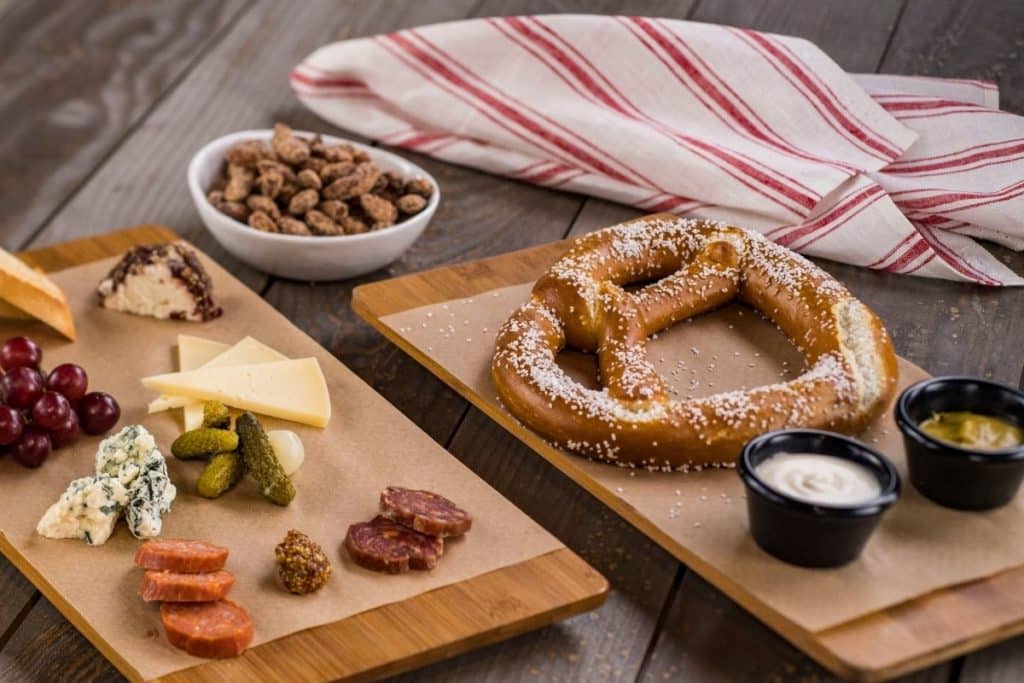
[379,486,472,537]
[161,599,254,659]
[140,569,235,603]
[345,515,444,573]
[134,539,228,573]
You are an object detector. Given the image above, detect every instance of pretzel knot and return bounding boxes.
[491,216,898,470]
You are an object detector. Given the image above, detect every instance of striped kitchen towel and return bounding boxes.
[292,15,1024,285]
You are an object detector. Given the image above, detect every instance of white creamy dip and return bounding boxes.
[754,453,881,506]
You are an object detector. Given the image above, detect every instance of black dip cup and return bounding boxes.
[895,377,1024,510]
[738,429,901,568]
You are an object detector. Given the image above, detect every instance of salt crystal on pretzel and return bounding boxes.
[491,215,899,470]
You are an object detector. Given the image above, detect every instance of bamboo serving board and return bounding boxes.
[6,225,608,683]
[352,237,1024,682]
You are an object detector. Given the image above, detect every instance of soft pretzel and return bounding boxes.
[491,215,898,470]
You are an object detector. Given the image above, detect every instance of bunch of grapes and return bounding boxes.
[0,336,121,468]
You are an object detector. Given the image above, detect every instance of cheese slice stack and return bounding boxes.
[145,335,330,429]
[0,247,76,339]
[149,336,288,426]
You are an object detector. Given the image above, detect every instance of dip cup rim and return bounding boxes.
[738,429,901,518]
[895,376,1024,463]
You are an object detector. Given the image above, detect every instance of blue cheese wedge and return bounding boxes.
[38,424,177,545]
[36,475,129,546]
[125,455,176,539]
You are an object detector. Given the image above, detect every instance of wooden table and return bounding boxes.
[1,1,1021,681]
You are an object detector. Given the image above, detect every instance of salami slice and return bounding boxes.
[141,569,235,603]
[161,599,253,659]
[379,486,472,537]
[135,539,229,573]
[345,515,444,573]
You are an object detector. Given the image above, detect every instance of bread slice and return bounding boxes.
[0,248,76,340]
[0,299,31,320]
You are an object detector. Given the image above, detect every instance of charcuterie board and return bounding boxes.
[352,234,1024,682]
[0,225,607,683]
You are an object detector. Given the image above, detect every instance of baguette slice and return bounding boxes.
[0,248,76,340]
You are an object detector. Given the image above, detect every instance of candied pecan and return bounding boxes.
[322,145,354,163]
[323,163,380,200]
[248,210,278,233]
[246,194,281,220]
[317,200,349,222]
[225,140,274,167]
[278,216,312,236]
[359,193,398,226]
[224,164,254,201]
[277,182,299,204]
[320,161,355,184]
[353,148,371,163]
[272,122,311,164]
[302,156,327,174]
[371,173,388,194]
[306,209,344,236]
[257,170,285,199]
[341,216,368,234]
[256,158,297,182]
[288,188,320,215]
[297,168,323,190]
[384,171,405,191]
[207,189,225,205]
[404,177,433,197]
[217,200,250,222]
[396,194,428,214]
[309,135,327,158]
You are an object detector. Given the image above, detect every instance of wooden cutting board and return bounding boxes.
[352,237,1024,683]
[6,225,608,683]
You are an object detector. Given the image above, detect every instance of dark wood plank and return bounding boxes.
[883,0,1024,114]
[0,599,121,683]
[690,0,905,72]
[0,562,35,639]
[0,0,248,251]
[961,635,1024,683]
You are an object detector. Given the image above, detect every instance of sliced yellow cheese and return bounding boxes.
[148,336,286,414]
[179,335,230,370]
[142,358,331,428]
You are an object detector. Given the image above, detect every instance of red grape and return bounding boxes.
[50,410,80,449]
[0,336,42,371]
[1,366,44,409]
[32,391,72,431]
[12,426,52,468]
[46,364,88,405]
[0,406,24,446]
[77,392,120,435]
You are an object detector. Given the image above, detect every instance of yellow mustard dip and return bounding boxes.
[919,411,1024,451]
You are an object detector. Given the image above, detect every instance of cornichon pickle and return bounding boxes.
[171,428,239,460]
[236,411,295,506]
[196,451,244,499]
[201,401,231,429]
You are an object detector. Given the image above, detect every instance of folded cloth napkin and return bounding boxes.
[292,15,1024,285]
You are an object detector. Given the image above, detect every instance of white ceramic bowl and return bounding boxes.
[187,129,440,281]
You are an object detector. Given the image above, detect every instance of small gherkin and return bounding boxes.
[236,411,295,506]
[201,401,231,429]
[171,428,239,460]
[196,452,245,499]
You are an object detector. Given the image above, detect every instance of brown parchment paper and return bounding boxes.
[0,253,562,681]
[381,283,1024,633]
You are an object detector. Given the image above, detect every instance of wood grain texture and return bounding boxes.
[0,0,247,251]
[961,634,1024,683]
[882,0,1024,114]
[0,226,606,683]
[690,0,905,72]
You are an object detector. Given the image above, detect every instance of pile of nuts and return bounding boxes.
[207,123,433,236]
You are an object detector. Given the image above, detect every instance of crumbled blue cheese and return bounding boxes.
[125,455,176,539]
[38,424,177,545]
[36,475,129,546]
[96,424,159,486]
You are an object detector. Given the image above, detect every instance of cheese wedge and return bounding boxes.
[178,335,230,371]
[0,248,75,340]
[142,358,331,428]
[148,336,287,415]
